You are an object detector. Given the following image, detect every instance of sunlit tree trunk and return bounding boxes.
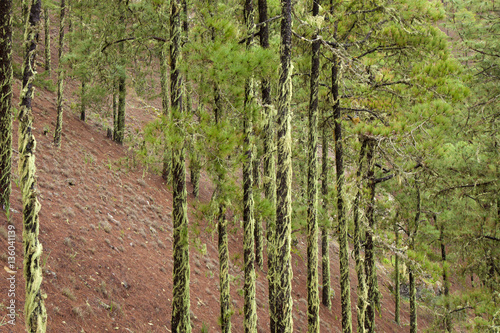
[353,137,368,333]
[19,0,47,331]
[53,0,66,147]
[275,0,293,330]
[170,0,191,330]
[0,0,13,213]
[243,0,257,330]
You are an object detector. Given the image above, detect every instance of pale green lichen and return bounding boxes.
[53,0,65,147]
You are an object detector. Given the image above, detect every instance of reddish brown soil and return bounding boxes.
[1,18,435,333]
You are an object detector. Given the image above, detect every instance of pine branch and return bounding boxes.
[101,36,167,52]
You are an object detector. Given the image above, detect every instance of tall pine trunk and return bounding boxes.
[170,0,191,330]
[410,177,421,333]
[0,0,13,213]
[364,138,377,333]
[43,6,50,73]
[19,0,47,331]
[353,137,368,333]
[306,0,320,330]
[332,56,352,333]
[243,0,257,330]
[258,0,277,329]
[275,0,293,330]
[218,199,231,332]
[53,0,65,147]
[160,42,171,182]
[439,218,451,331]
[394,215,400,325]
[320,107,331,308]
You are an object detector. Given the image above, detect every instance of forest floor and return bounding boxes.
[0,19,437,333]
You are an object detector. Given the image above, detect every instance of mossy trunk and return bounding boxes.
[353,137,368,333]
[112,79,118,140]
[320,107,331,308]
[258,0,276,328]
[275,0,293,330]
[243,1,257,330]
[218,199,231,332]
[170,0,191,330]
[409,179,420,333]
[364,138,377,333]
[0,0,13,213]
[43,7,50,73]
[306,0,320,330]
[254,147,263,270]
[332,57,352,333]
[160,42,171,182]
[394,217,400,325]
[20,0,47,331]
[53,0,65,147]
[80,80,86,121]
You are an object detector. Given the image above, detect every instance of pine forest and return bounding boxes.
[0,0,498,332]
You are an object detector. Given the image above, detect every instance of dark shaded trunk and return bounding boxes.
[170,0,191,330]
[43,6,50,73]
[439,218,451,332]
[321,107,331,308]
[0,0,13,213]
[160,43,171,182]
[307,0,320,331]
[364,138,377,333]
[114,71,126,144]
[80,80,86,121]
[410,178,421,333]
[332,57,352,333]
[275,0,293,330]
[394,216,400,325]
[218,200,231,333]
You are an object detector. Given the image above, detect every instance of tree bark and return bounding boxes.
[19,0,47,331]
[53,0,66,147]
[243,0,257,330]
[0,0,13,213]
[160,42,171,182]
[307,0,320,331]
[43,6,50,73]
[80,80,86,121]
[332,56,353,333]
[170,0,191,330]
[275,0,293,330]
[439,218,451,331]
[394,216,400,325]
[353,137,368,333]
[364,138,377,333]
[258,0,277,329]
[321,107,331,308]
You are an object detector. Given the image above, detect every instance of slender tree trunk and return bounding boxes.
[115,68,126,144]
[275,0,293,330]
[170,0,191,330]
[332,56,352,333]
[112,78,118,140]
[218,199,231,333]
[43,6,50,73]
[306,0,320,331]
[160,43,171,182]
[0,0,13,213]
[254,146,264,270]
[394,216,400,325]
[439,219,451,332]
[410,178,421,333]
[243,1,257,330]
[321,107,331,308]
[258,0,276,328]
[364,138,377,333]
[19,0,47,331]
[80,80,86,121]
[353,137,368,333]
[53,0,65,147]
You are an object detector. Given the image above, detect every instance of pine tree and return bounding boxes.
[170,0,191,330]
[53,0,66,147]
[275,0,293,330]
[19,0,47,331]
[332,56,352,333]
[0,0,13,213]
[43,6,50,73]
[306,0,320,331]
[320,106,331,308]
[243,0,257,330]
